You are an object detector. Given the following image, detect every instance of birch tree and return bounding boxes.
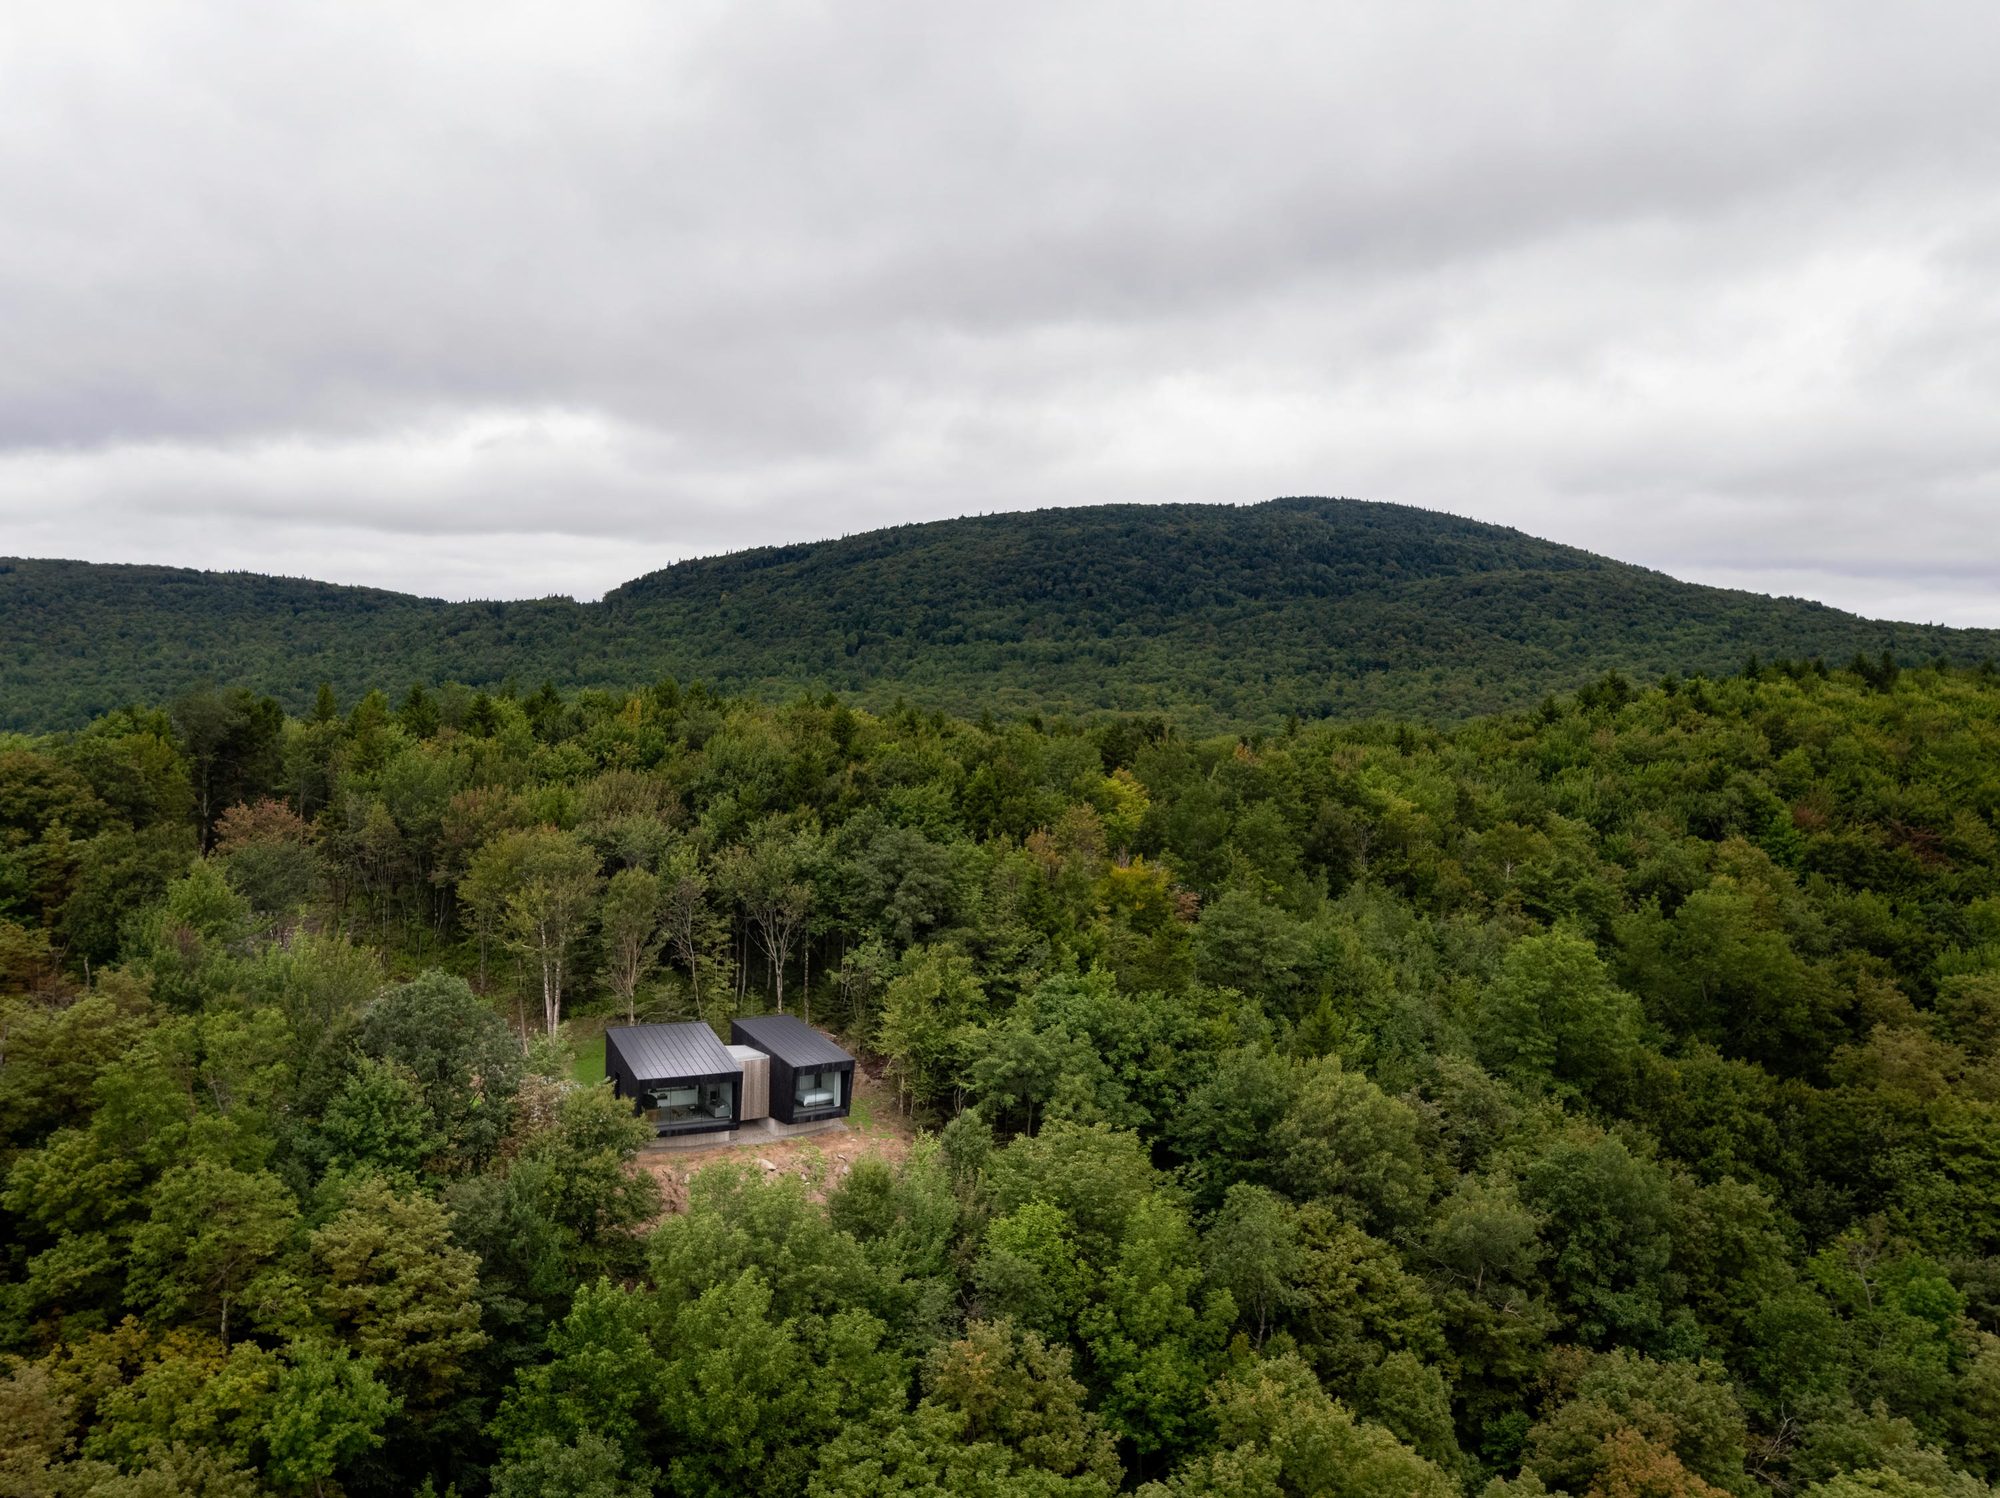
[465,827,602,1038]
[718,825,817,1013]
[659,846,730,1023]
[600,866,664,1024]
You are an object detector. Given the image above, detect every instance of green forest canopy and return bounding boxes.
[2,658,1999,1494]
[6,496,1997,731]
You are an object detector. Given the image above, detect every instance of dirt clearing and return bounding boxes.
[636,1057,917,1216]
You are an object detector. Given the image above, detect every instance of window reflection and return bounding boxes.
[642,1079,735,1129]
[794,1068,843,1112]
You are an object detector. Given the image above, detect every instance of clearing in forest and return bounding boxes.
[635,1057,916,1217]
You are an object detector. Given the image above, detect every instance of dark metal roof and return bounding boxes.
[606,1023,741,1082]
[732,1013,854,1067]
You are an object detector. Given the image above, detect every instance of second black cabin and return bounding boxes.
[729,1014,855,1125]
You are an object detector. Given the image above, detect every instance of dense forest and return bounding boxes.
[8,498,1998,731]
[4,659,2000,1496]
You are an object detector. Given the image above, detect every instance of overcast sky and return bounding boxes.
[3,3,1998,621]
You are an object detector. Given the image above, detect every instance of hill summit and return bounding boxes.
[3,497,1990,730]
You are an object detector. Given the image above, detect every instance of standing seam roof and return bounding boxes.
[731,1013,854,1067]
[606,1023,741,1081]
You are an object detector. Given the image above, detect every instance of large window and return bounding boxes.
[794,1068,844,1112]
[643,1078,735,1130]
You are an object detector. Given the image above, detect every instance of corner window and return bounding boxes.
[794,1068,843,1112]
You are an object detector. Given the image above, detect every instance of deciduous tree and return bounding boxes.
[599,866,664,1025]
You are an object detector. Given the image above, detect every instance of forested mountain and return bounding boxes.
[7,497,1995,731]
[3,660,1999,1495]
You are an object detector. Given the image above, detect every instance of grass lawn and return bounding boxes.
[570,1029,606,1089]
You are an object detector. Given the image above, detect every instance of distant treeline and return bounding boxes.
[6,497,1995,731]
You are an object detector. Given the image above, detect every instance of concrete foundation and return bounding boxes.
[757,1116,848,1140]
[646,1128,739,1151]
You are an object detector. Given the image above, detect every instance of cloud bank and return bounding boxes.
[3,2,1997,619]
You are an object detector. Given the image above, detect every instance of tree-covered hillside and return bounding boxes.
[7,498,1995,731]
[3,660,1998,1495]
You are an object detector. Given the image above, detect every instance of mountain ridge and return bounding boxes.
[4,496,1991,731]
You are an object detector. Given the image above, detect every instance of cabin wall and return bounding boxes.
[766,1052,800,1123]
[605,1039,638,1101]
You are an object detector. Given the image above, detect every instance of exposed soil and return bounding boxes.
[635,1054,916,1217]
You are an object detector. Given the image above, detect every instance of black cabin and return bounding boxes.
[729,1014,855,1125]
[605,1023,742,1136]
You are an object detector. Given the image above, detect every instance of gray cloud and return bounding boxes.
[3,1,1999,620]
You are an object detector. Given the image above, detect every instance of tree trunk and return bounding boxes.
[542,932,561,1037]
